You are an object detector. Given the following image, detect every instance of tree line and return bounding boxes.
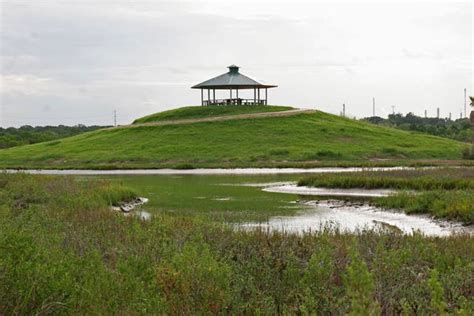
[362,113,471,143]
[0,125,108,149]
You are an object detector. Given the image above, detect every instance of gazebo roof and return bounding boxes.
[191,65,277,90]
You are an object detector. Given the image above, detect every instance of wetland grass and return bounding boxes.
[299,168,474,224]
[0,173,473,314]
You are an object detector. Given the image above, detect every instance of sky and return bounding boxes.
[0,0,472,127]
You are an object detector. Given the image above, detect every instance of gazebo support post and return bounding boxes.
[230,88,233,105]
[253,88,256,105]
[201,89,203,106]
[208,89,211,105]
[258,88,260,105]
[265,88,268,105]
[213,89,215,104]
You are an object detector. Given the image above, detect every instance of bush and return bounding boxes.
[156,243,232,314]
[462,147,474,160]
[344,248,380,315]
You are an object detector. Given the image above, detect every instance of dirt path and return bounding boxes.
[119,108,315,129]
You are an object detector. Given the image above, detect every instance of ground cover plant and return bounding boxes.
[0,173,473,314]
[132,105,294,124]
[0,108,468,169]
[299,168,474,224]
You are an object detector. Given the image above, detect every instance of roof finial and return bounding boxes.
[228,64,239,73]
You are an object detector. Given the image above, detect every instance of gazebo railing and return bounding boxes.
[203,98,267,106]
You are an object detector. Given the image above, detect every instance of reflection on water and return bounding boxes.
[263,184,394,197]
[241,200,473,237]
[136,210,151,221]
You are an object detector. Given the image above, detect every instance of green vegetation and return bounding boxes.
[1,173,473,314]
[133,105,293,124]
[376,190,474,224]
[363,113,471,143]
[299,168,474,224]
[0,124,107,149]
[0,107,468,169]
[298,168,474,190]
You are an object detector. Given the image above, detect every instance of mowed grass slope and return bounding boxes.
[133,105,293,124]
[0,107,468,169]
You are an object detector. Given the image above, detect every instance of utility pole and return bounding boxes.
[114,110,117,127]
[449,112,452,121]
[391,105,395,115]
[437,108,440,119]
[470,96,474,156]
[424,110,427,118]
[464,88,467,118]
[342,104,346,118]
[372,97,375,117]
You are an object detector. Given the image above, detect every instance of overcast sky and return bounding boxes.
[0,0,472,127]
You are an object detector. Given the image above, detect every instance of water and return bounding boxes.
[263,184,394,197]
[7,166,417,175]
[20,171,470,237]
[240,200,473,236]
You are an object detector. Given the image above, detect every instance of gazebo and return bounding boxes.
[191,65,277,106]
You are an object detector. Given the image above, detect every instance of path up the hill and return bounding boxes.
[122,108,315,128]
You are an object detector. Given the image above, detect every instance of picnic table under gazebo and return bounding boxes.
[191,65,277,106]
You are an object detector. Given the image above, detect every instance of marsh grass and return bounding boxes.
[376,191,474,224]
[299,168,474,224]
[0,173,473,314]
[298,168,474,190]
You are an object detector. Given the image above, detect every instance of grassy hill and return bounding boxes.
[133,105,293,124]
[0,106,468,169]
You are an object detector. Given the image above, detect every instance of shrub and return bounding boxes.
[156,243,232,314]
[302,150,342,160]
[462,147,474,160]
[428,269,447,315]
[343,248,381,315]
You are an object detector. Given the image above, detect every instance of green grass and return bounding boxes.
[298,168,474,224]
[132,105,294,124]
[0,108,468,169]
[1,173,473,314]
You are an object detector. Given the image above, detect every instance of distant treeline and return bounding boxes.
[362,113,471,142]
[0,125,108,149]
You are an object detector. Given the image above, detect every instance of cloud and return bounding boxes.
[0,1,472,126]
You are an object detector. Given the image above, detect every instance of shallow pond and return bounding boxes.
[91,173,472,237]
